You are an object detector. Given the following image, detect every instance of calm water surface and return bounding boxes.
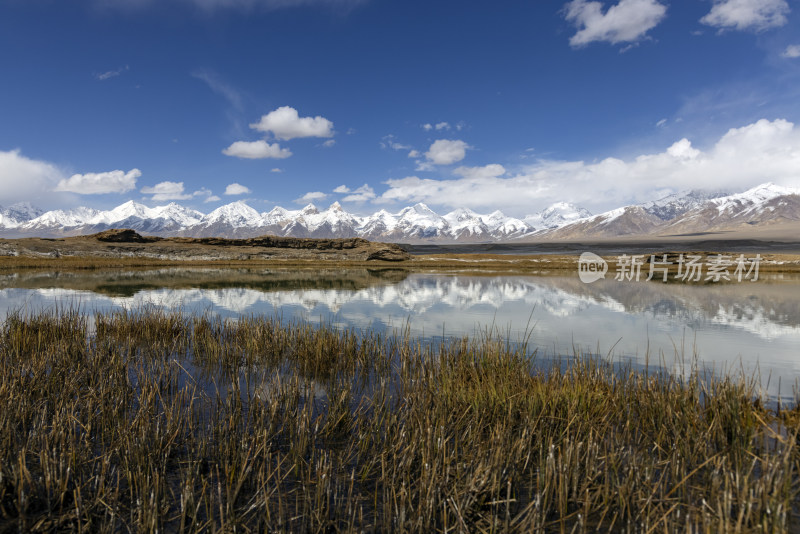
[2,267,798,400]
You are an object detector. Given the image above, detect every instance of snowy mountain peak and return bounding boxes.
[2,181,797,241]
[263,206,292,224]
[525,202,592,229]
[487,210,506,221]
[541,202,590,221]
[642,188,732,220]
[737,182,799,200]
[301,203,319,215]
[204,201,263,227]
[27,207,100,228]
[443,207,480,223]
[150,203,204,227]
[411,203,436,215]
[2,202,43,222]
[91,200,151,224]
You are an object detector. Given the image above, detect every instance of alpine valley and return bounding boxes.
[0,183,798,243]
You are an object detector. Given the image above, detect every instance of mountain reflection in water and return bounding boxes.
[1,267,798,398]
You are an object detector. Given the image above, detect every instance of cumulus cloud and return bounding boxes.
[700,0,789,31]
[223,140,292,159]
[782,44,800,58]
[564,0,667,47]
[205,195,222,202]
[322,139,336,148]
[296,191,327,204]
[435,122,451,131]
[333,185,350,193]
[56,168,140,194]
[224,183,251,195]
[250,106,334,140]
[341,184,375,202]
[425,139,469,165]
[408,150,420,158]
[377,118,800,214]
[140,181,192,201]
[0,149,66,205]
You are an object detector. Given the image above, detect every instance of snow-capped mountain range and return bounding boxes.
[1,182,798,242]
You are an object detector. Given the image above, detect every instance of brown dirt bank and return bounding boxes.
[0,229,411,267]
[2,229,800,275]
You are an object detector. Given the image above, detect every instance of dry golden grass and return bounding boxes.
[1,308,799,532]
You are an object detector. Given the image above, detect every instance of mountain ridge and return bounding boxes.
[1,182,798,243]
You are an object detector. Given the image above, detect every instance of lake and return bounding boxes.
[2,266,799,401]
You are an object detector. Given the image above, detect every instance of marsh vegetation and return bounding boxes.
[1,307,799,532]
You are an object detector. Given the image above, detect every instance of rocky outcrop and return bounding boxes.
[91,229,162,243]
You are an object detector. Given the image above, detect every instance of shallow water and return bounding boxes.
[2,267,798,400]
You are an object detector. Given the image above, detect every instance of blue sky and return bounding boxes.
[1,0,799,217]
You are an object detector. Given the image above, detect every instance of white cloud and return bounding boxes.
[250,106,334,140]
[425,139,469,165]
[296,191,327,204]
[224,183,251,195]
[322,139,336,148]
[223,140,292,159]
[333,185,350,193]
[435,122,451,131]
[380,135,411,151]
[408,150,420,158]
[656,118,667,127]
[192,187,218,202]
[271,168,283,173]
[377,118,800,214]
[452,164,507,180]
[57,168,140,195]
[205,195,222,202]
[95,65,129,81]
[782,44,800,58]
[140,181,193,201]
[564,0,667,47]
[341,184,375,202]
[664,138,700,159]
[700,0,789,31]
[422,123,433,131]
[0,149,66,204]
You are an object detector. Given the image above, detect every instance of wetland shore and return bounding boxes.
[2,228,800,275]
[2,230,800,531]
